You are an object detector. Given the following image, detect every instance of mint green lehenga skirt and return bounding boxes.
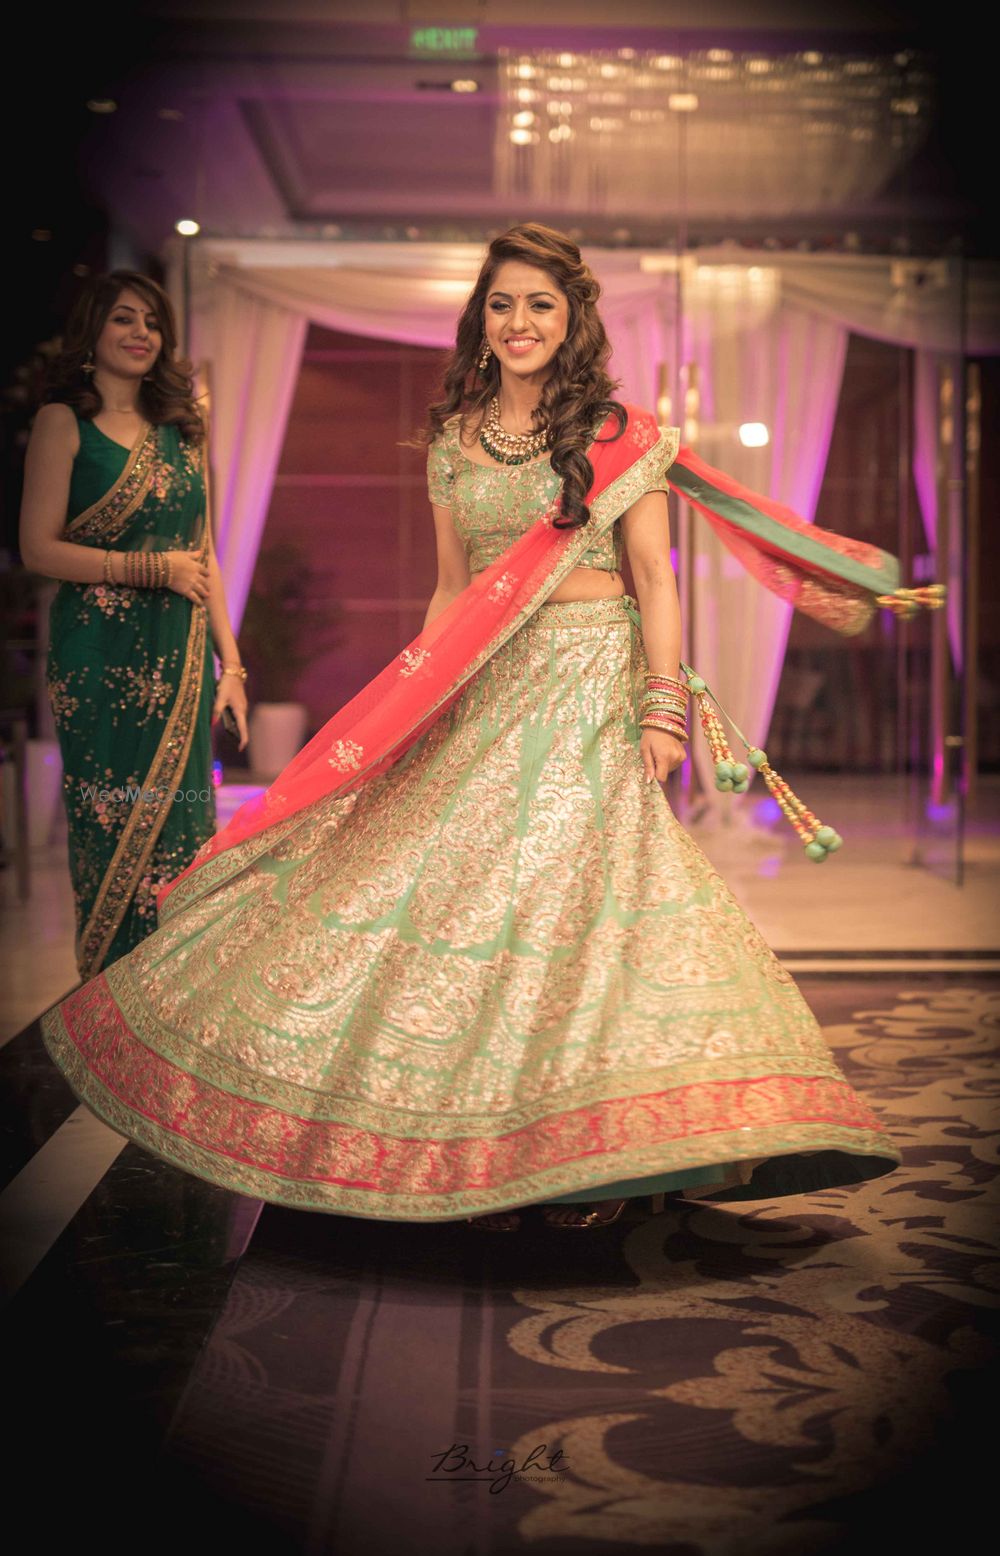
[40,593,900,1218]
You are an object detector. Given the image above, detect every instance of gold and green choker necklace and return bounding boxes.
[478,396,551,465]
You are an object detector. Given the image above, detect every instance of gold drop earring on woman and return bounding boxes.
[477,334,492,373]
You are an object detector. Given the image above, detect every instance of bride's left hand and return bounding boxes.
[641,728,686,784]
[212,678,249,752]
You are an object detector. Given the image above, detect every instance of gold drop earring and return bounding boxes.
[81,351,96,376]
[477,334,492,372]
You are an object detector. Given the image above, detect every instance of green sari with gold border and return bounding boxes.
[46,415,216,978]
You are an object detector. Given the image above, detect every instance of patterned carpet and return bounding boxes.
[151,978,1000,1555]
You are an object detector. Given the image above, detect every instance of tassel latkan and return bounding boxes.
[681,663,843,863]
[876,583,947,620]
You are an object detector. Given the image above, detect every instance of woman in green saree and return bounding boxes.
[20,271,249,979]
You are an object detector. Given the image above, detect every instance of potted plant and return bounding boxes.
[236,541,344,780]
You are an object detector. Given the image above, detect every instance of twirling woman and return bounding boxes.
[20,271,248,979]
[40,228,916,1230]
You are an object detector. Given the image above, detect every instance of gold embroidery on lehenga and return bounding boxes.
[161,418,680,922]
[40,577,899,1217]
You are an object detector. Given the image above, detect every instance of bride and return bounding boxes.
[41,223,904,1232]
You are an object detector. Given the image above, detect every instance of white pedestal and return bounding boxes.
[247,703,308,782]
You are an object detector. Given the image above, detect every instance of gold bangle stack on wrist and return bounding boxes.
[121,551,173,589]
[639,672,689,742]
[103,550,115,584]
[220,663,247,682]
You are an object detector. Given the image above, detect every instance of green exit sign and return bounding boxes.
[410,26,478,53]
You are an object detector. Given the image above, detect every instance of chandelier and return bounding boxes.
[494,48,933,220]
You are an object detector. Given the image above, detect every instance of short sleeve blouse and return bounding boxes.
[426,428,457,507]
[425,412,670,574]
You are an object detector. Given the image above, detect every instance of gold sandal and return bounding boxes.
[466,1210,522,1231]
[540,1198,629,1229]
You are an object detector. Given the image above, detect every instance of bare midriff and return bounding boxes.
[470,565,626,603]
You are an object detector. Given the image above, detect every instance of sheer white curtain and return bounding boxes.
[188,277,307,631]
[756,252,1000,355]
[176,239,998,712]
[680,270,848,816]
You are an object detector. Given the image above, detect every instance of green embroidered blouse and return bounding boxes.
[426,412,670,574]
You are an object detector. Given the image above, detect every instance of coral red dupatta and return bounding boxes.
[158,403,906,920]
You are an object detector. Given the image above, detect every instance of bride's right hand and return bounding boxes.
[165,551,211,605]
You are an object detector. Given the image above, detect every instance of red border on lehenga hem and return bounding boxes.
[53,977,890,1196]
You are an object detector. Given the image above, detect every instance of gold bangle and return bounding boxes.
[220,663,247,681]
[103,550,114,584]
[640,717,689,740]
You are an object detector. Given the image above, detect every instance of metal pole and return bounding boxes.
[952,255,969,887]
[897,348,918,865]
[963,360,981,809]
[930,360,952,813]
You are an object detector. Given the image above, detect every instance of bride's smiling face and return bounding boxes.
[482,261,569,384]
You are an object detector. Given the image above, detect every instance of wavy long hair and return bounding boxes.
[42,270,204,442]
[417,223,626,529]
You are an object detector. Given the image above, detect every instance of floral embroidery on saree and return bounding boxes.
[76,602,210,978]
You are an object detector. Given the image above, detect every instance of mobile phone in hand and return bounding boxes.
[220,705,239,739]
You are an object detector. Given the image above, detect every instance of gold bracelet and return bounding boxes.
[220,663,248,681]
[645,673,687,694]
[640,716,689,740]
[103,550,114,584]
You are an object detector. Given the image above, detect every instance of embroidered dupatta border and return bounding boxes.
[63,422,158,543]
[669,452,899,597]
[158,418,680,921]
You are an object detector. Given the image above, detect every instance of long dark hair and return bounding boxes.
[42,270,204,442]
[417,223,626,530]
